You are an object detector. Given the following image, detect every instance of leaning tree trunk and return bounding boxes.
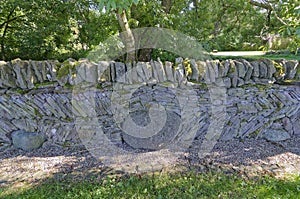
[116,10,136,62]
[162,0,172,14]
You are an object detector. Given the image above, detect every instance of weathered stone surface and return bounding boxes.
[0,58,299,149]
[206,61,216,83]
[97,61,111,82]
[135,62,147,82]
[0,58,298,89]
[241,59,253,81]
[84,62,98,83]
[129,63,139,83]
[12,130,47,151]
[115,62,126,83]
[227,88,245,96]
[223,77,231,88]
[262,129,291,142]
[263,59,276,79]
[237,78,245,86]
[164,61,175,82]
[195,61,207,81]
[235,60,246,78]
[237,103,257,113]
[152,60,167,82]
[285,60,298,79]
[190,59,199,81]
[293,118,300,135]
[228,61,238,87]
[211,61,219,78]
[259,61,268,78]
[141,62,152,81]
[12,59,27,89]
[251,61,260,78]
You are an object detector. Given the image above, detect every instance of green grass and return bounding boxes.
[1,171,299,199]
[211,54,300,60]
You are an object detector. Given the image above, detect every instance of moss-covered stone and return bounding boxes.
[56,60,78,80]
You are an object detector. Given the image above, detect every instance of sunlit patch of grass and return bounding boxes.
[1,171,299,199]
[211,54,300,60]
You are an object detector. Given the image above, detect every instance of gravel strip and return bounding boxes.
[0,137,299,189]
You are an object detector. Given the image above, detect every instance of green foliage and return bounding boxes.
[275,1,300,50]
[273,61,286,79]
[183,58,192,77]
[0,0,118,61]
[98,0,140,12]
[1,171,299,198]
[1,0,299,61]
[170,0,265,51]
[151,49,180,63]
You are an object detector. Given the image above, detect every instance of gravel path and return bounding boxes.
[0,137,299,191]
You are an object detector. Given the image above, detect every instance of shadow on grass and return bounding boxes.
[1,169,299,199]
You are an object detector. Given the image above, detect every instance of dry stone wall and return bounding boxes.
[0,58,299,151]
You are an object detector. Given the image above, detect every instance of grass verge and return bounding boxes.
[211,54,300,60]
[1,171,299,199]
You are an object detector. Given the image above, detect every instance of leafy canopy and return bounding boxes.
[98,0,139,11]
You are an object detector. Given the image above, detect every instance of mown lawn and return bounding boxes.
[211,54,300,60]
[1,171,299,199]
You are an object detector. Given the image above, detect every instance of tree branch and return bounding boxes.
[0,15,26,29]
[267,2,288,26]
[249,0,271,10]
[249,0,287,26]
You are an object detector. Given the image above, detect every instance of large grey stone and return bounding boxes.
[153,60,167,82]
[220,60,230,77]
[293,118,300,135]
[263,59,276,79]
[136,62,147,82]
[223,77,231,88]
[241,59,253,81]
[164,61,175,82]
[211,61,219,78]
[262,129,291,142]
[141,62,153,81]
[237,103,258,113]
[0,61,16,88]
[235,60,246,78]
[259,61,268,78]
[285,60,298,79]
[97,61,111,82]
[30,60,43,83]
[189,59,199,81]
[251,61,260,77]
[196,61,207,81]
[45,61,57,81]
[12,130,47,151]
[12,59,27,89]
[115,62,126,83]
[84,62,98,83]
[205,61,216,83]
[228,61,238,87]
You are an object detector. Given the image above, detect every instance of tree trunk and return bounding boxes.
[116,10,136,62]
[0,7,16,60]
[162,0,172,14]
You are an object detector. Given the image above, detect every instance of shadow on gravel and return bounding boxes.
[0,136,299,194]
